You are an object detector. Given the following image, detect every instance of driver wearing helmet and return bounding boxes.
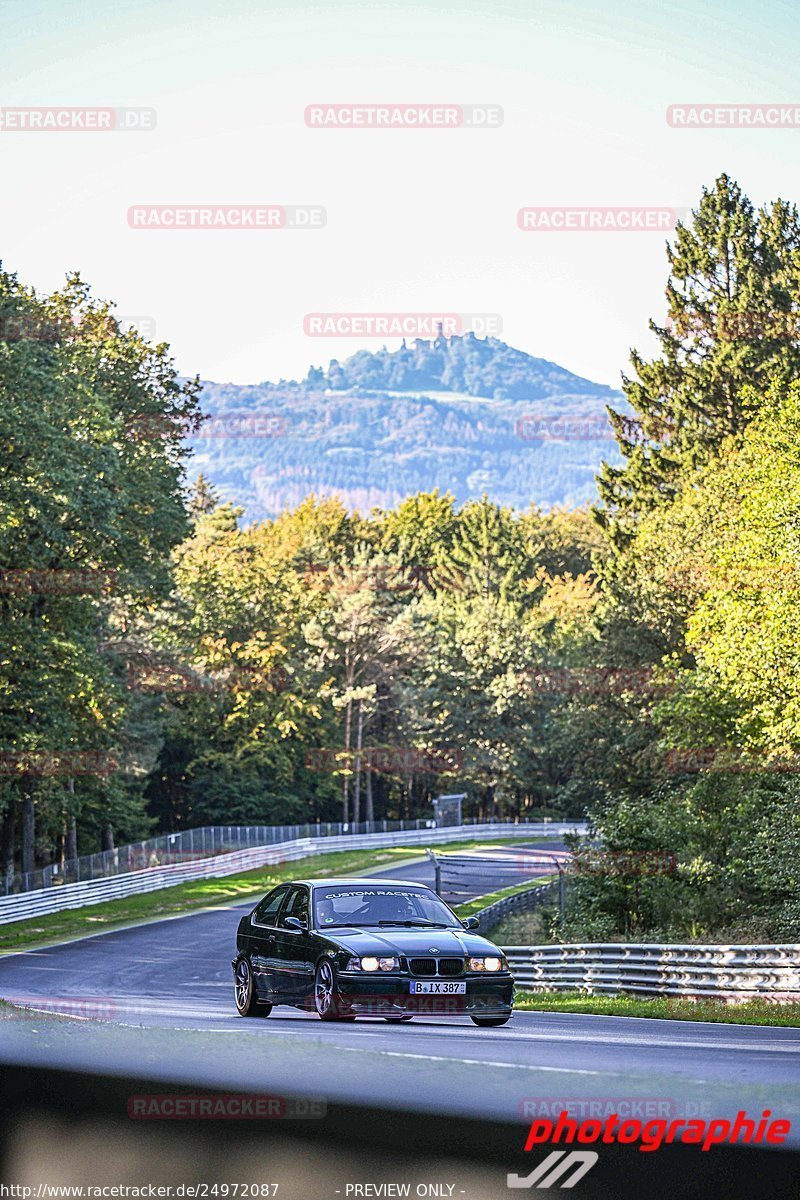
[316,896,338,925]
[371,892,415,922]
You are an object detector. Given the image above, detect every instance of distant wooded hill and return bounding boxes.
[191,334,625,518]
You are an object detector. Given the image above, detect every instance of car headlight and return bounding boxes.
[469,956,504,972]
[345,956,399,972]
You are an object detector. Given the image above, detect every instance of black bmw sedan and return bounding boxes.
[232,877,514,1026]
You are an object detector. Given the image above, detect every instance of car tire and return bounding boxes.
[470,1015,511,1027]
[234,957,272,1018]
[314,959,354,1021]
[384,1016,414,1022]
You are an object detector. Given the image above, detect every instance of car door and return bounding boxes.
[249,885,291,999]
[274,884,313,1002]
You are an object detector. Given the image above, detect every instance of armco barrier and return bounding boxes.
[0,822,584,925]
[474,880,557,929]
[503,942,800,1001]
[432,850,569,901]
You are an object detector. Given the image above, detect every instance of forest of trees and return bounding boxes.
[3,173,800,942]
[196,351,621,521]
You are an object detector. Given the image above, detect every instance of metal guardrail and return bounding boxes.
[431,848,571,901]
[0,822,583,926]
[503,942,800,1000]
[473,880,557,929]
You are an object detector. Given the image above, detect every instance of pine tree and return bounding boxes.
[596,174,800,547]
[188,473,219,522]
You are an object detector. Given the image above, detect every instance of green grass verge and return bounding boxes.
[452,877,551,920]
[0,837,545,955]
[513,990,800,1026]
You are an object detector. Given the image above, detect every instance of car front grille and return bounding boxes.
[408,957,464,976]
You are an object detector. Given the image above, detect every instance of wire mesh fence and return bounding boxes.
[3,817,579,895]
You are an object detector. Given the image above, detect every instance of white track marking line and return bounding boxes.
[9,997,800,1053]
[337,1047,606,1073]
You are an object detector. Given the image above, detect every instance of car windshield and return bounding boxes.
[313,885,460,929]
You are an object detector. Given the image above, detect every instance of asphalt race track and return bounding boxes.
[0,845,799,1144]
[370,841,568,898]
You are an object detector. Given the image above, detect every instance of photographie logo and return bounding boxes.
[518,207,686,232]
[128,1094,326,1120]
[0,107,156,132]
[305,746,463,774]
[303,313,503,338]
[667,104,800,128]
[520,1107,790,1154]
[128,205,326,230]
[304,103,503,129]
[0,568,117,596]
[0,750,118,777]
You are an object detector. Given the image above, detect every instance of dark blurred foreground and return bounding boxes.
[0,1062,798,1200]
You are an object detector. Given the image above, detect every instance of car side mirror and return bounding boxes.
[283,916,306,931]
[462,915,480,930]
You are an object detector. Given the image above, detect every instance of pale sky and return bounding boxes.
[1,0,799,388]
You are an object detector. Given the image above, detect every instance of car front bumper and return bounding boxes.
[336,972,515,1017]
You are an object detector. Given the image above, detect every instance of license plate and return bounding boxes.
[409,980,467,994]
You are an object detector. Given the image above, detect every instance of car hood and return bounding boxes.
[318,926,502,957]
